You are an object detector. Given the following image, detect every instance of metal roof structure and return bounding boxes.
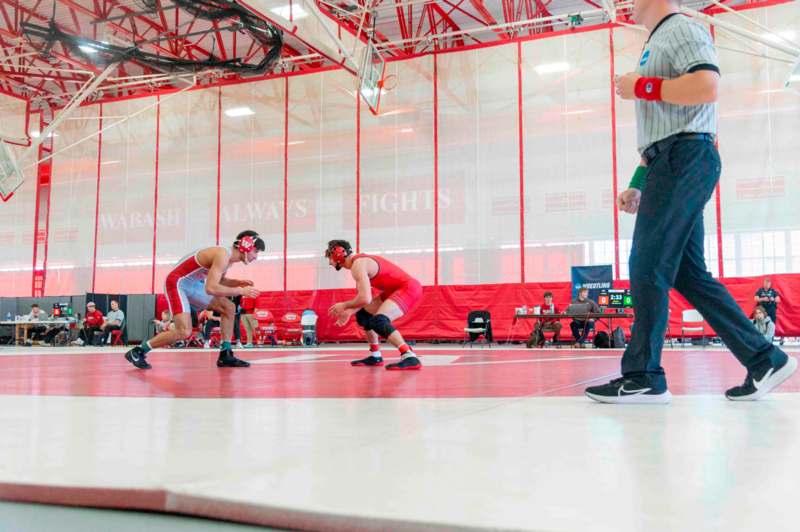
[0,0,768,108]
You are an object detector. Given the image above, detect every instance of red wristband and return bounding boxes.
[634,77,664,101]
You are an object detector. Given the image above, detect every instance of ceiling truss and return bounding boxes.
[0,0,788,108]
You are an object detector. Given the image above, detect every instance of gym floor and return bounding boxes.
[1,344,798,531]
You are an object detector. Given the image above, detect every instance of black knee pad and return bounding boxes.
[356,309,373,330]
[369,314,396,338]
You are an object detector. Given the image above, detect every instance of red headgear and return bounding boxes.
[329,245,347,266]
[236,235,258,254]
[326,243,351,269]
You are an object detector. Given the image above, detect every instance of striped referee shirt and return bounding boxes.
[635,13,720,154]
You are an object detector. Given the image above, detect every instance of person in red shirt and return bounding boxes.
[326,239,423,370]
[527,292,562,348]
[239,296,258,347]
[76,301,105,346]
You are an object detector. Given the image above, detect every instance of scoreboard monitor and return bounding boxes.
[598,289,632,309]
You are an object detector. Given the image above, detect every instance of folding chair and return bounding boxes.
[277,312,303,345]
[110,329,125,346]
[681,309,705,346]
[301,309,319,346]
[464,310,492,348]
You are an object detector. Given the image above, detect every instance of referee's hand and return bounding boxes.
[614,73,641,100]
[617,188,642,214]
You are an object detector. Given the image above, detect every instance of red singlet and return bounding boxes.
[351,254,422,314]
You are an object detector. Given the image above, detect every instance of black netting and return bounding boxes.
[22,0,282,76]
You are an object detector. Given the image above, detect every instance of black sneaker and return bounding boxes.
[124,346,152,370]
[386,355,421,371]
[585,376,671,404]
[217,348,250,368]
[726,355,797,401]
[351,355,384,367]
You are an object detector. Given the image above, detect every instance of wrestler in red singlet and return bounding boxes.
[326,239,422,370]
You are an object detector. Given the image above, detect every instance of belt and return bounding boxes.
[643,132,714,166]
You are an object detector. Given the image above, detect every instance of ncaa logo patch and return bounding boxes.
[639,50,650,67]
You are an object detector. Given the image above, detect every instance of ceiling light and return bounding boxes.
[535,62,570,74]
[763,31,796,43]
[270,5,309,20]
[225,106,255,117]
[358,87,387,99]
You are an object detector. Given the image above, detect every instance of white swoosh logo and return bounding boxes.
[753,368,774,390]
[619,385,652,396]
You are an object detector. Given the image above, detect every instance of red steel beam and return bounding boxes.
[415,3,467,49]
[1,0,294,101]
[0,72,49,94]
[315,0,405,58]
[0,2,104,73]
[443,0,493,28]
[0,1,14,30]
[467,0,511,39]
[211,20,228,61]
[52,0,193,60]
[0,69,88,81]
[395,0,413,54]
[0,1,172,98]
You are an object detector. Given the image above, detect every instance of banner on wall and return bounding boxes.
[355,175,462,227]
[571,265,613,301]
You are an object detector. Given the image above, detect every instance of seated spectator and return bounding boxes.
[755,278,781,343]
[24,304,48,344]
[201,309,221,349]
[74,302,104,346]
[203,302,244,347]
[39,308,68,346]
[527,292,562,348]
[153,310,174,334]
[569,287,601,346]
[752,305,775,343]
[101,299,125,344]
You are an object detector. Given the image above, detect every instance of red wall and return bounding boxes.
[157,273,800,341]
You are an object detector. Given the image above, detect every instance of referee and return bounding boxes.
[585,0,796,403]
